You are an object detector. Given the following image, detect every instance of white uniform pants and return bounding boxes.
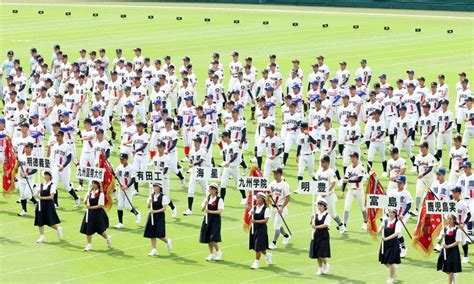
[456,108,467,124]
[271,206,288,230]
[52,166,72,191]
[221,165,239,188]
[135,104,147,123]
[437,131,452,151]
[133,153,149,172]
[117,187,134,211]
[344,189,365,212]
[368,141,386,162]
[169,151,180,174]
[416,174,435,198]
[395,138,414,158]
[297,153,315,177]
[255,136,266,157]
[462,127,474,145]
[182,127,193,147]
[448,170,462,188]
[338,125,347,144]
[320,192,338,219]
[188,174,208,198]
[263,157,282,178]
[18,176,34,200]
[80,151,95,168]
[284,131,298,153]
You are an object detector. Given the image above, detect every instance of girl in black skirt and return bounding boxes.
[199,183,224,261]
[378,209,402,284]
[144,183,172,256]
[80,180,112,251]
[34,170,62,243]
[437,214,462,284]
[249,192,272,269]
[309,200,331,276]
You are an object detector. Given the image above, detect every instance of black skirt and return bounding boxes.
[437,247,462,273]
[309,229,331,258]
[249,223,268,252]
[144,212,166,239]
[34,200,60,227]
[199,214,221,243]
[80,208,109,235]
[378,238,401,265]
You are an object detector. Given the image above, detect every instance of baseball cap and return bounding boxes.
[119,153,128,160]
[265,86,274,92]
[231,51,239,57]
[273,168,283,175]
[399,104,407,111]
[193,137,202,143]
[124,101,134,108]
[165,117,174,123]
[291,83,301,89]
[31,114,39,119]
[136,122,146,127]
[436,167,446,175]
[451,186,462,193]
[462,161,472,168]
[360,59,367,64]
[330,78,338,83]
[339,61,347,65]
[153,99,162,105]
[0,118,5,124]
[355,77,362,81]
[396,175,406,184]
[378,74,387,79]
[221,131,230,137]
[265,124,275,131]
[205,94,214,99]
[406,69,415,74]
[133,47,142,52]
[91,106,101,112]
[350,152,359,158]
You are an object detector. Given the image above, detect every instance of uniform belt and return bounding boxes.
[302,153,313,156]
[67,142,74,144]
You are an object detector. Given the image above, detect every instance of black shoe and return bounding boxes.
[111,131,116,140]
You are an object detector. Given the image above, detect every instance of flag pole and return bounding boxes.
[18,162,36,198]
[268,194,292,236]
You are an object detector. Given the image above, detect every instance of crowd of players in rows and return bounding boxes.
[0,47,473,273]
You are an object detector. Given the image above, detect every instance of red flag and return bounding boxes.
[365,171,385,239]
[243,165,264,232]
[412,191,442,256]
[97,152,115,211]
[3,138,17,196]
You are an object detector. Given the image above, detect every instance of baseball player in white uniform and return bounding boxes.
[183,137,209,216]
[418,103,437,156]
[160,118,186,186]
[263,125,283,179]
[50,130,80,207]
[394,175,412,258]
[131,122,149,194]
[342,152,367,230]
[436,99,454,166]
[282,103,301,166]
[316,155,346,234]
[268,168,292,249]
[386,147,407,195]
[412,142,436,216]
[114,153,141,229]
[296,123,317,182]
[219,131,246,204]
[76,118,96,191]
[448,135,468,188]
[16,142,38,216]
[366,110,388,176]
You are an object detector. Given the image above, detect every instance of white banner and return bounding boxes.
[297,180,329,195]
[238,177,268,190]
[426,200,457,214]
[136,170,165,183]
[26,157,51,171]
[192,167,220,181]
[366,195,399,210]
[76,167,105,182]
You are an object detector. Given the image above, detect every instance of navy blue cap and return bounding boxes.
[165,117,174,123]
[399,104,407,111]
[124,101,134,108]
[265,86,274,92]
[406,69,415,74]
[355,77,362,81]
[436,167,446,175]
[291,83,301,89]
[378,74,387,79]
[0,118,5,124]
[153,99,161,105]
[451,186,462,193]
[221,131,230,137]
[119,153,128,160]
[91,106,101,112]
[462,161,471,168]
[396,175,406,184]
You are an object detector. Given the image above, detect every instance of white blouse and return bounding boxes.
[201,195,224,210]
[254,205,271,218]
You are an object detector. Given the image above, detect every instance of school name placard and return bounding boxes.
[26,157,51,170]
[136,171,165,183]
[426,200,456,214]
[238,177,268,190]
[366,195,399,209]
[76,167,105,182]
[192,167,220,181]
[297,181,329,195]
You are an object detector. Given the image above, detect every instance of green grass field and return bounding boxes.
[1,1,474,283]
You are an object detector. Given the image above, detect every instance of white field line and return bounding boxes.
[63,226,356,283]
[0,203,258,257]
[2,2,473,20]
[242,251,378,283]
[150,235,365,283]
[1,211,307,275]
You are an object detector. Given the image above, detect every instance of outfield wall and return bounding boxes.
[125,0,473,11]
